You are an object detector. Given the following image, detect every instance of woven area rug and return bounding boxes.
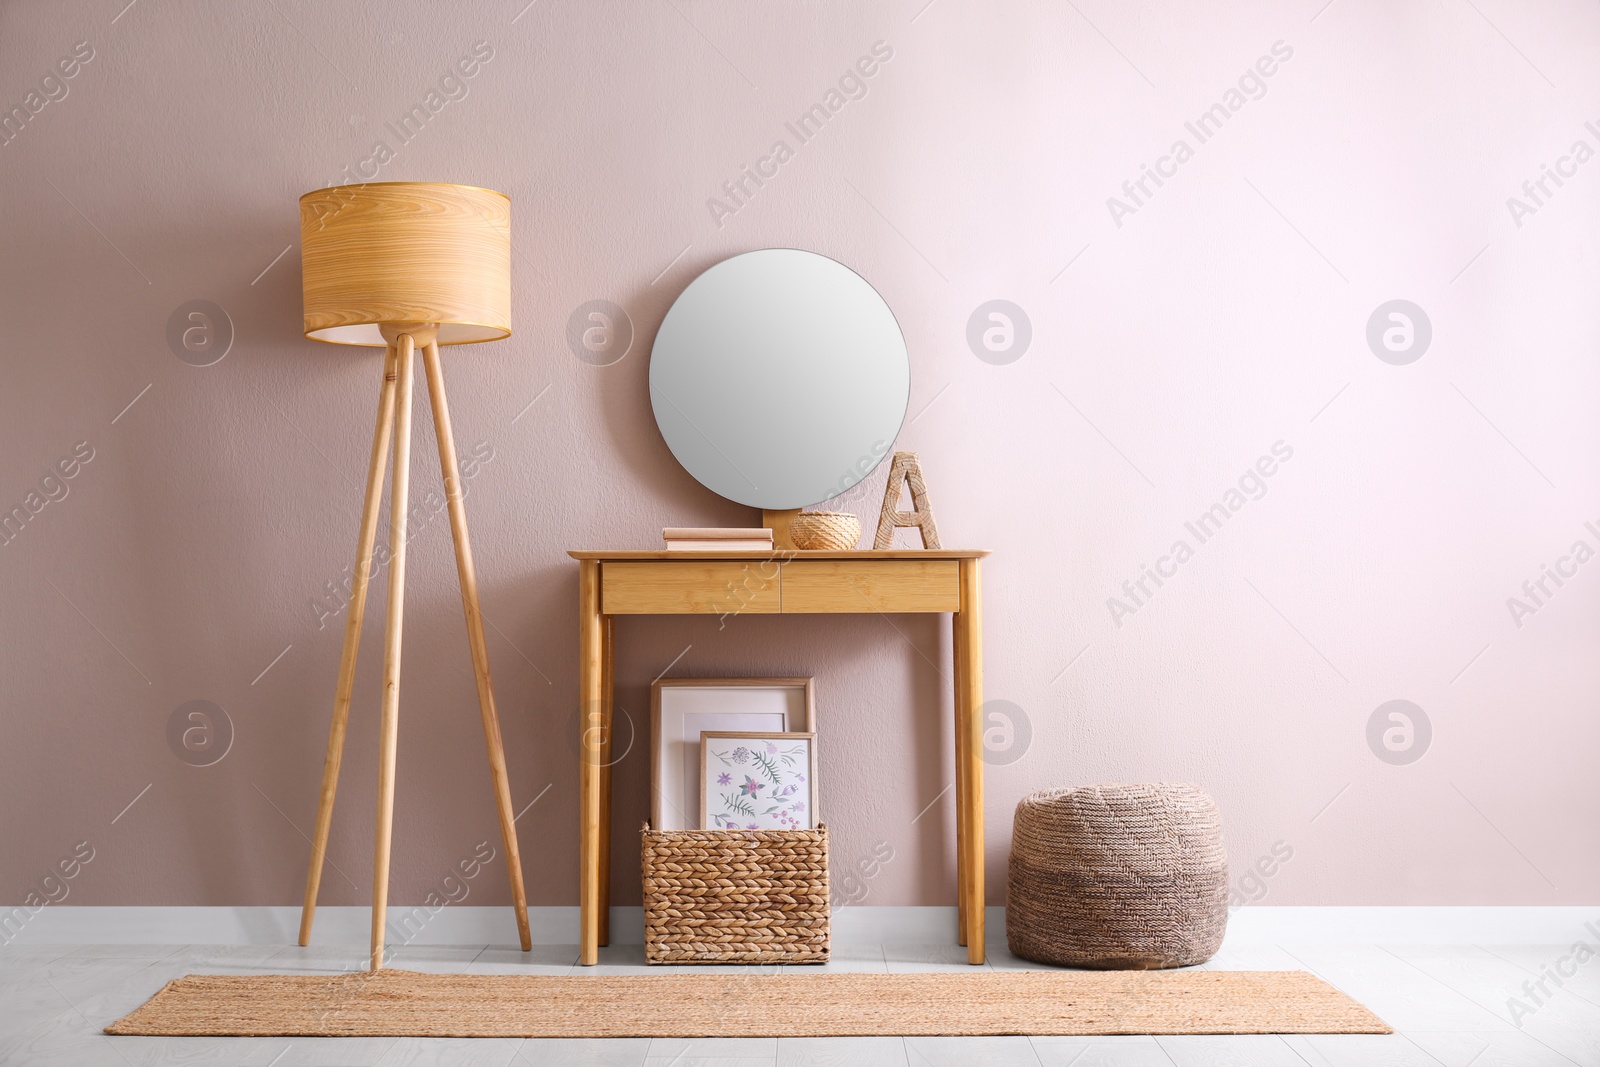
[106,969,1389,1037]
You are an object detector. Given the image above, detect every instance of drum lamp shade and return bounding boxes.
[299,181,512,346]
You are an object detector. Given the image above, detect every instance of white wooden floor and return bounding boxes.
[2,941,1597,1066]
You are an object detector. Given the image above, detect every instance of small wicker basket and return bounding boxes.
[641,824,830,964]
[788,512,861,551]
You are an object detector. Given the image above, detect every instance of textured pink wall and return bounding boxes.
[1,0,1596,915]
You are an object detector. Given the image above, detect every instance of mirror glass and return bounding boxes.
[650,248,909,511]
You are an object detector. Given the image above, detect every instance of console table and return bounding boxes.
[570,548,990,965]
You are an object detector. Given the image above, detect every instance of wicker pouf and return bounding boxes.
[1007,783,1227,969]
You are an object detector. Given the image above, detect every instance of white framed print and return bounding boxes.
[700,731,818,830]
[650,677,814,831]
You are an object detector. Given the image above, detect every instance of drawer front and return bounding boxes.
[781,560,960,614]
[601,560,781,615]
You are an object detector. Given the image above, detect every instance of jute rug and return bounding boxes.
[106,970,1389,1037]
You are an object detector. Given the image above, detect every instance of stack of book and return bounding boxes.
[663,527,774,551]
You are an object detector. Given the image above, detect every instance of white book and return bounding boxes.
[663,527,772,540]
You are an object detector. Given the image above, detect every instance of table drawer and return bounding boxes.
[781,560,960,613]
[601,560,780,615]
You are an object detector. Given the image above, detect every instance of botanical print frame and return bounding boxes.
[700,731,818,830]
[650,677,814,831]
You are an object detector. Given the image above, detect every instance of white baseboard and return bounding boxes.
[1221,906,1600,947]
[4,905,1596,947]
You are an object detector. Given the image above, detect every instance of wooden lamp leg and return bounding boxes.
[299,343,400,947]
[419,340,533,952]
[370,334,416,972]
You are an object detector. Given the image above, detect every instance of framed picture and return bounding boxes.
[700,731,818,830]
[650,677,814,831]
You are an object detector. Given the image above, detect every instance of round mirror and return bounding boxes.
[650,248,909,511]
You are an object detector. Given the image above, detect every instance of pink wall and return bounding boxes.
[1,0,1596,915]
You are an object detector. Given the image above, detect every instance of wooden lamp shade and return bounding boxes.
[299,181,511,346]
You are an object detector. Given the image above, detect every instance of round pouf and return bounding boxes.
[1007,783,1227,969]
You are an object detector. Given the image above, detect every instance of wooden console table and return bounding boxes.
[571,548,990,965]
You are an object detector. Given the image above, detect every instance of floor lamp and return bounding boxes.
[294,181,531,970]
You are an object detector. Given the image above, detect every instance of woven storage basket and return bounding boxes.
[641,824,830,964]
[1007,783,1227,969]
[787,512,861,551]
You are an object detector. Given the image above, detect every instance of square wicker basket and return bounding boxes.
[640,823,830,964]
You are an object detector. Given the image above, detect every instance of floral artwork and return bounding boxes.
[700,732,817,830]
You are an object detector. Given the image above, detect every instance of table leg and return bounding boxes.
[955,558,985,964]
[953,615,968,948]
[598,613,614,947]
[578,559,605,965]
